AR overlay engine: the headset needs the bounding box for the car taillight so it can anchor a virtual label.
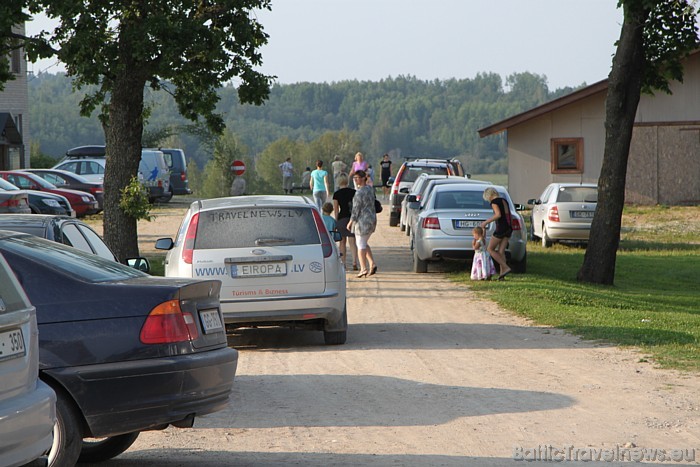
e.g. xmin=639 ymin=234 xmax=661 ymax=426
xmin=548 ymin=206 xmax=560 ymax=222
xmin=422 ymin=216 xmax=441 ymax=230
xmin=90 ymin=186 xmax=103 ymax=195
xmin=140 ymin=299 xmax=199 ymax=344
xmin=311 ymin=209 xmax=333 ymax=258
xmin=157 ymin=180 xmax=163 ymax=188
xmin=180 ymin=172 xmax=187 ymax=182
xmin=511 ymin=217 xmax=522 ymax=231
xmin=0 ymin=198 xmax=21 ymax=207
xmin=182 ymin=213 xmax=199 ymax=264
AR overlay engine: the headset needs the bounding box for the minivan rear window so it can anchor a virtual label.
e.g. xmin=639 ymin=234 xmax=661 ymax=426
xmin=195 ymin=207 xmax=321 ymax=249
xmin=402 ymin=166 xmax=448 ymax=183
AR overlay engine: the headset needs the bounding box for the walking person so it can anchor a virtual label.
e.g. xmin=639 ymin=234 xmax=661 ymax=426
xmin=470 ymin=226 xmax=496 ymax=280
xmin=480 ymin=187 xmax=513 ymax=280
xmin=331 ymin=155 xmax=347 ymax=193
xmin=333 ymin=174 xmax=358 ymax=270
xmin=279 ymin=157 xmax=294 ymax=194
xmin=379 ymin=153 xmax=392 ymax=200
xmin=309 ymin=160 xmax=331 ymax=210
xmin=348 ymin=152 xmax=369 ymax=190
xmin=346 ymin=170 xmax=377 ymax=278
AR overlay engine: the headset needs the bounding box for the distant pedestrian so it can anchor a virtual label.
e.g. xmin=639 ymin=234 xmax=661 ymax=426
xmin=333 ymin=174 xmax=358 ymax=270
xmin=470 ymin=226 xmax=495 ymax=280
xmin=229 ymin=175 xmax=247 ymax=196
xmin=347 ymin=170 xmax=377 ymax=278
xmin=321 ymin=202 xmax=341 ymax=241
xmin=367 ymin=164 xmax=375 ymax=187
xmin=279 ymin=157 xmax=294 ymax=194
xmin=480 ymin=187 xmax=513 ymax=280
xmin=331 ymin=155 xmax=347 ymax=192
xmin=379 ymin=153 xmax=392 ymax=200
xmin=348 ymin=152 xmax=369 ymax=190
xmin=309 ymin=160 xmax=331 ymax=210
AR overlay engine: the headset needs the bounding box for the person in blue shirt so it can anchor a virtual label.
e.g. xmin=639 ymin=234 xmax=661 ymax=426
xmin=309 ymin=160 xmax=331 ymax=210
xmin=322 ymin=202 xmax=340 ymax=242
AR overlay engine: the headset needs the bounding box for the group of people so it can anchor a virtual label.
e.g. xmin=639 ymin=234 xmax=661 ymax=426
xmin=471 ymin=187 xmax=513 ymax=281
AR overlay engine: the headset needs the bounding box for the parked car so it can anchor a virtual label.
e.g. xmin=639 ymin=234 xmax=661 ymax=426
xmin=388 ymin=158 xmax=458 ymax=227
xmin=151 ymin=147 xmax=192 ymax=196
xmin=0 ymin=214 xmax=149 ymax=272
xmin=24 ymin=168 xmax=105 ymax=211
xmin=528 ymin=182 xmax=598 ymax=247
xmin=0 ymin=183 xmax=31 ymax=215
xmin=55 ymin=146 xmax=171 ymax=203
xmin=411 ymin=183 xmax=527 ymax=273
xmin=0 ymin=178 xmax=73 ymax=217
xmin=0 ymin=231 xmax=238 ymax=466
xmin=156 ymin=195 xmax=348 ymax=345
xmin=401 ymin=174 xmax=488 ymax=236
xmin=0 ymin=252 xmax=56 ymax=467
xmin=0 ymin=171 xmax=99 ymax=217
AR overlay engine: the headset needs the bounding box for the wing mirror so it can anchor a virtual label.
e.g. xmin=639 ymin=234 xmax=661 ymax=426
xmin=126 ymin=257 xmax=151 ymax=273
xmin=155 ymin=238 xmax=174 ymax=250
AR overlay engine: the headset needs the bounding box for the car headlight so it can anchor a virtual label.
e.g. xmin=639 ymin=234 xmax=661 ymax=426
xmin=41 ymin=199 xmax=60 ymax=207
xmin=81 ymin=196 xmax=91 ymax=202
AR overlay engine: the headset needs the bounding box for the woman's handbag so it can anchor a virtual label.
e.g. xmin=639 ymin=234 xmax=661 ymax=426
xmin=374 ymin=199 xmax=383 ymax=213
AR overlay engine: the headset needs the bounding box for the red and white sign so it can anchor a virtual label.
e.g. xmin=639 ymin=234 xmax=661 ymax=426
xmin=231 ymin=160 xmax=246 ymax=176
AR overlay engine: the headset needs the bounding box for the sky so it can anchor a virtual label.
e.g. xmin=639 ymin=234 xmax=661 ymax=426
xmin=26 ymin=0 xmax=624 ymax=91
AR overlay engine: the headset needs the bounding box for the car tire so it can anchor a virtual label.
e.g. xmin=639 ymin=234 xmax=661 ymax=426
xmin=45 ymin=391 xmax=83 ymax=467
xmin=79 ymin=432 xmax=140 ymax=462
xmin=158 ymin=187 xmax=174 ymax=204
xmin=541 ymin=226 xmax=553 ymax=248
xmin=389 ymin=214 xmax=399 ymax=227
xmin=400 ymin=222 xmax=406 ymax=232
xmin=510 ymin=252 xmax=527 ymax=273
xmin=405 ymin=224 xmax=410 ymax=237
xmin=529 ymin=217 xmax=539 ymax=240
xmin=413 ymin=247 xmax=428 ymax=273
xmin=324 ymin=330 xmax=347 ymax=345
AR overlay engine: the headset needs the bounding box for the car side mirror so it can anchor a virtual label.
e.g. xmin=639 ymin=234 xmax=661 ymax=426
xmin=155 ymin=238 xmax=174 ymax=250
xmin=126 ymin=257 xmax=151 ymax=273
xmin=465 ymin=173 xmax=471 ymax=179
xmin=407 ymin=194 xmax=417 ymax=203
xmin=527 ymin=198 xmax=540 ymax=205
xmin=514 ymin=203 xmax=526 ymax=211
xmin=399 ymin=187 xmax=409 ymax=194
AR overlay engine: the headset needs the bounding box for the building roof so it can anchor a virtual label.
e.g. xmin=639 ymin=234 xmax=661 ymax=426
xmin=477 ymin=80 xmax=609 ymax=138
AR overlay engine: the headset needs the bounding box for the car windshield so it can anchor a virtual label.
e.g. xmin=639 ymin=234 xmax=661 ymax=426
xmin=557 ymin=187 xmax=598 ymax=203
xmin=0 ymin=178 xmax=19 ymax=191
xmin=0 ymin=234 xmax=147 ymax=282
xmin=194 ymin=207 xmax=321 ymax=249
xmin=25 ymin=173 xmax=58 ymax=189
xmin=434 ymin=189 xmax=510 ymax=210
xmin=402 ymin=166 xmax=448 ymax=183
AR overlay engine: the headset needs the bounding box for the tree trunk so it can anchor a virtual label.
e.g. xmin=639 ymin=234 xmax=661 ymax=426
xmin=103 ymin=71 xmax=146 ymax=262
xmin=577 ymin=3 xmax=649 ymax=285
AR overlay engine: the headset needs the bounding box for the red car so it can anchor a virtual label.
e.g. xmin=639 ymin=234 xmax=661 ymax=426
xmin=0 ymin=171 xmax=100 ymax=217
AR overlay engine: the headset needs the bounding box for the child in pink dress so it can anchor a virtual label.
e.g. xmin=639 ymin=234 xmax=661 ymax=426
xmin=471 ymin=226 xmax=496 ymax=280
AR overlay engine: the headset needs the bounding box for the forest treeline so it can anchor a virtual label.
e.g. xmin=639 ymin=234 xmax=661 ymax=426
xmin=28 ymin=71 xmax=583 ymax=176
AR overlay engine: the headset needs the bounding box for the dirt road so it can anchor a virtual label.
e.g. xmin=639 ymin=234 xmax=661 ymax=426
xmin=93 ymin=200 xmax=700 ymax=466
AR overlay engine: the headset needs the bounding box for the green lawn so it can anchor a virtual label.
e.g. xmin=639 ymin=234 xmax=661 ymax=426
xmin=450 ymin=206 xmax=700 ymax=371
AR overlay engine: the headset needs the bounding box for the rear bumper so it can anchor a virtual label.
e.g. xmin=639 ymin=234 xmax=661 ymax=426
xmin=43 ymin=347 xmax=238 ymax=438
xmin=417 ymin=235 xmax=526 ymax=262
xmin=0 ymin=380 xmax=56 ymax=467
xmin=220 ymin=289 xmax=346 ymax=331
xmin=546 ymin=223 xmax=591 ymax=241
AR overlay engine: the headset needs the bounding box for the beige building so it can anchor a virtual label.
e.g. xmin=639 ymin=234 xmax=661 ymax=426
xmin=0 ymin=24 xmax=30 ymax=170
xmin=479 ymin=51 xmax=700 ymax=206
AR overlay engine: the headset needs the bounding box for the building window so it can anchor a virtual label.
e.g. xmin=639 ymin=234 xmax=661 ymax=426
xmin=551 ymin=138 xmax=583 ymax=174
xmin=10 ymin=42 xmax=21 ymax=74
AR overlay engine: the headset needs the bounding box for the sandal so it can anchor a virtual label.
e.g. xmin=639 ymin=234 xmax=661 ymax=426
xmin=357 ymin=270 xmax=368 ymax=278
xmin=368 ymin=265 xmax=377 ymax=276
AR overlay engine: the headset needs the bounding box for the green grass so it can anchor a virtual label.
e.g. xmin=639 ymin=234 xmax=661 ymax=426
xmin=450 ymin=205 xmax=700 ymax=371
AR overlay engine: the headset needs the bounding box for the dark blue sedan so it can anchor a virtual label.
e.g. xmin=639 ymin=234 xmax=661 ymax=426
xmin=0 ymin=231 xmax=238 ymax=466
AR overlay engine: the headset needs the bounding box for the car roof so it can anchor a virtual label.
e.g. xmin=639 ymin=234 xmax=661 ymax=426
xmin=550 ymin=182 xmax=598 ymax=188
xmin=65 ymin=145 xmax=107 ymax=157
xmin=0 ymin=214 xmax=72 ymax=228
xmin=193 ymin=195 xmax=317 ymax=213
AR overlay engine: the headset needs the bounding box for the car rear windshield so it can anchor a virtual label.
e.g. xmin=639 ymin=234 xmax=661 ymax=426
xmin=0 ymin=235 xmax=147 ymax=283
xmin=434 ymin=190 xmax=509 ymax=210
xmin=557 ymin=187 xmax=598 ymax=203
xmin=194 ymin=207 xmax=321 ymax=249
xmin=402 ymin=166 xmax=448 ymax=183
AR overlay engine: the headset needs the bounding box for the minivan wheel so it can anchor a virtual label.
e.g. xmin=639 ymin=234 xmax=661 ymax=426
xmin=158 ymin=187 xmax=174 ymax=203
xmin=413 ymin=247 xmax=428 ymax=273
xmin=324 ymin=330 xmax=347 ymax=345
xmin=79 ymin=432 xmax=140 ymax=462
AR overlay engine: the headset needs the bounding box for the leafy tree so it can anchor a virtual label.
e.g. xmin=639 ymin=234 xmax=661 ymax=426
xmin=10 ymin=0 xmax=273 ymax=261
xmin=200 ymin=131 xmax=248 ymax=198
xmin=256 ymin=137 xmax=305 ymax=192
xmin=577 ymin=0 xmax=698 ymax=285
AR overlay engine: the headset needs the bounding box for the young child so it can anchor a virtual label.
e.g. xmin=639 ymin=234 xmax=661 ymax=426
xmin=471 ymin=226 xmax=496 ymax=280
xmin=322 ymin=202 xmax=341 ymax=241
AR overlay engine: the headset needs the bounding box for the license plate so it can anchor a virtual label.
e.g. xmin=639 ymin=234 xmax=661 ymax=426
xmin=0 ymin=328 xmax=25 ymax=361
xmin=453 ymin=219 xmax=481 ymax=229
xmin=230 ymin=262 xmax=287 ymax=278
xmin=571 ymin=211 xmax=594 ymax=219
xmin=199 ymin=309 xmax=223 ymax=333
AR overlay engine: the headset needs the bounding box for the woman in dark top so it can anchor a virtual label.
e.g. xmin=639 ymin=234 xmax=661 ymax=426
xmin=379 ymin=153 xmax=392 ymax=200
xmin=480 ymin=187 xmax=512 ymax=280
xmin=332 ymin=174 xmax=358 ymax=270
